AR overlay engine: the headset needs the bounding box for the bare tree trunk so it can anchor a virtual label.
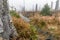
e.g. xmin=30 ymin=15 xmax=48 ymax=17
xmin=0 ymin=0 xmax=18 ymax=40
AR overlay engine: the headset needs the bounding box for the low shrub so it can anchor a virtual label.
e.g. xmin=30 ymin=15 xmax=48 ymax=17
xmin=10 ymin=10 xmax=20 ymax=18
xmin=12 ymin=17 xmax=38 ymax=40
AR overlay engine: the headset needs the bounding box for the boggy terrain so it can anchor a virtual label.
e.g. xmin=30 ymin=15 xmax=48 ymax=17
xmin=11 ymin=12 xmax=60 ymax=40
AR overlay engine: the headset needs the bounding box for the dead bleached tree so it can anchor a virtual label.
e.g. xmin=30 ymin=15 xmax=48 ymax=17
xmin=0 ymin=0 xmax=18 ymax=40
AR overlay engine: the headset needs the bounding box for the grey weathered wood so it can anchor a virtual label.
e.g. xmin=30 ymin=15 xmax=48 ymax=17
xmin=0 ymin=0 xmax=18 ymax=40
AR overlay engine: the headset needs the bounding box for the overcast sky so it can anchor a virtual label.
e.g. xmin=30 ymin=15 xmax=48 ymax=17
xmin=8 ymin=0 xmax=59 ymax=11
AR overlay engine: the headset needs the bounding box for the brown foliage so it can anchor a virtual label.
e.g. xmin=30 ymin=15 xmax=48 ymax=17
xmin=12 ymin=17 xmax=31 ymax=39
xmin=12 ymin=16 xmax=38 ymax=40
xmin=30 ymin=14 xmax=60 ymax=38
xmin=12 ymin=17 xmax=30 ymax=30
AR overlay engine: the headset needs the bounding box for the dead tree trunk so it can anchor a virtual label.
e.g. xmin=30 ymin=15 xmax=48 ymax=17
xmin=0 ymin=0 xmax=18 ymax=40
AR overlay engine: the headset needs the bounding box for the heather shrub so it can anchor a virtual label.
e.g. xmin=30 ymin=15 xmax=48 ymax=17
xmin=12 ymin=17 xmax=38 ymax=40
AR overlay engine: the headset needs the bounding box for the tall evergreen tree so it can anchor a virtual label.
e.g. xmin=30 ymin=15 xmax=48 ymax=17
xmin=41 ymin=4 xmax=51 ymax=16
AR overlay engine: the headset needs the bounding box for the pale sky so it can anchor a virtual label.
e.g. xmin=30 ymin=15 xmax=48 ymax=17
xmin=8 ymin=0 xmax=59 ymax=11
